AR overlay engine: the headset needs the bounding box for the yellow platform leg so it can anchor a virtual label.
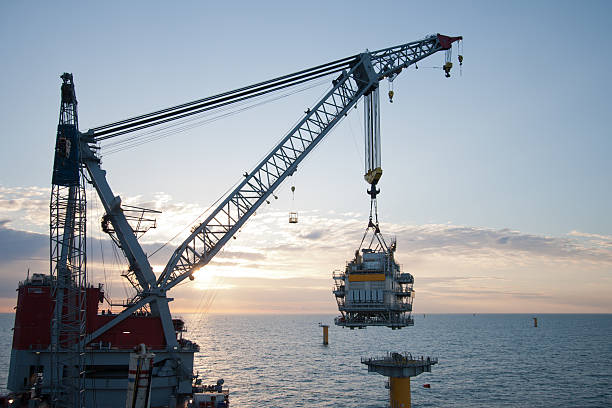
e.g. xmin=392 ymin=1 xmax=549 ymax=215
xmin=322 ymin=325 xmax=329 ymax=345
xmin=389 ymin=377 xmax=411 ymax=408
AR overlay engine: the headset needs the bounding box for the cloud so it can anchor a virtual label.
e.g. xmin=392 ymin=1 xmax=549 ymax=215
xmin=0 ymin=223 xmax=47 ymax=262
xmin=568 ymin=230 xmax=612 ymax=240
xmin=0 ymin=186 xmax=50 ymax=230
xmin=567 ymin=230 xmax=612 ymax=248
xmin=417 ymin=276 xmax=506 ymax=285
xmin=215 ymin=250 xmax=266 ymax=261
xmin=0 ymin=223 xmax=49 ymax=297
xmin=384 ymin=224 xmax=612 ymax=265
xmin=1 ymin=186 xmax=612 ymax=313
xmin=438 ymin=287 xmax=549 ymax=299
xmin=299 ymin=229 xmax=325 ymax=240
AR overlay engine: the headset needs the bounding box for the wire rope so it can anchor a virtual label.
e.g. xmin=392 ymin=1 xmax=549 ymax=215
xmin=91 ymin=59 xmax=353 ymax=140
xmin=101 ymin=78 xmax=329 ymax=155
xmin=91 ymin=57 xmax=353 ymax=132
xmin=97 ymin=71 xmax=337 ymax=144
xmin=148 ymin=177 xmax=243 ymax=259
xmin=146 ymin=79 xmax=336 ymax=259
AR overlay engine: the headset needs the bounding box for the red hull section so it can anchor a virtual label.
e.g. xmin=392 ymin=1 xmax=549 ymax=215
xmin=13 ymin=281 xmax=167 ymax=350
xmin=12 ymin=285 xmax=54 ymax=349
xmin=94 ymin=314 xmax=166 ymax=349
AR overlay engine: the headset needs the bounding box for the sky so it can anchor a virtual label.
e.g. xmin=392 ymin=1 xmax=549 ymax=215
xmin=1 ymin=0 xmax=611 ymax=314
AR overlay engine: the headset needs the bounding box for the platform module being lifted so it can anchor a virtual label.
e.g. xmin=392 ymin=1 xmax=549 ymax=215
xmin=334 ymin=238 xmax=414 ymax=329
xmin=333 ymin=70 xmax=418 ymax=329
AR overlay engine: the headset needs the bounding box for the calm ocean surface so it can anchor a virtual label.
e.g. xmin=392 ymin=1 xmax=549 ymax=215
xmin=0 ymin=313 xmax=610 ymax=407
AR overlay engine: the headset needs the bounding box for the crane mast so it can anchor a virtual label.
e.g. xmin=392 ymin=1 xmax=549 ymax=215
xmin=50 ymin=73 xmax=87 ymax=408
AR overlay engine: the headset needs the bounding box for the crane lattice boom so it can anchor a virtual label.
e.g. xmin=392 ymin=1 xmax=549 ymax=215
xmin=158 ymin=33 xmax=462 ymax=290
xmin=76 ymin=33 xmax=461 ymax=347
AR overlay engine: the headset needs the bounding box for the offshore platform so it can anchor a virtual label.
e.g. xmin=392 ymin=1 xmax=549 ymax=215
xmin=362 ymin=352 xmax=438 ymax=408
xmin=7 ymin=33 xmax=461 ymax=407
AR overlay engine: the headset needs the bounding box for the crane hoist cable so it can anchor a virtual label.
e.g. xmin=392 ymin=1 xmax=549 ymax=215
xmin=289 ymin=186 xmax=298 ymax=224
xmin=443 ymin=48 xmax=453 ymax=78
xmin=359 ymin=86 xmax=388 ymax=252
xmin=358 ymin=196 xmax=388 ymax=252
xmin=147 ymin=175 xmax=244 ymax=259
xmin=458 ymin=39 xmax=464 ymax=75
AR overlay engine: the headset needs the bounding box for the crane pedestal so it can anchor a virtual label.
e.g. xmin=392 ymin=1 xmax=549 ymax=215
xmin=361 ymin=352 xmax=437 ymax=408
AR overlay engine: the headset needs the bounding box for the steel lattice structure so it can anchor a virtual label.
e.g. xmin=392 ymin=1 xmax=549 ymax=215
xmin=38 ymin=34 xmax=461 ymax=407
xmin=158 ymin=61 xmax=365 ymax=290
xmin=157 ymin=34 xmax=462 ymax=292
xmin=78 ymin=33 xmax=462 ymax=347
xmin=50 ymin=73 xmax=87 ymax=408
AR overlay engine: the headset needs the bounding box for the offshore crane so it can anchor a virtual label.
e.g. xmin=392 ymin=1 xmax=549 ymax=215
xmin=8 ymin=33 xmax=461 ymax=407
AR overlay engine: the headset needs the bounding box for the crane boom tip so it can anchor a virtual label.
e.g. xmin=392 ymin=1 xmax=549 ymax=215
xmin=437 ymin=34 xmax=463 ymax=50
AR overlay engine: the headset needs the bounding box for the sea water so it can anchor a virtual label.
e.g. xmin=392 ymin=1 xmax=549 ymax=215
xmin=1 ymin=314 xmax=610 ymax=407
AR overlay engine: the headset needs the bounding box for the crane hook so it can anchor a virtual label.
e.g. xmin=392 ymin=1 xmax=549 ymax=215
xmin=387 ymin=73 xmax=397 ymax=103
xmin=443 ymin=48 xmax=453 ymax=77
xmin=443 ymin=61 xmax=453 ymax=78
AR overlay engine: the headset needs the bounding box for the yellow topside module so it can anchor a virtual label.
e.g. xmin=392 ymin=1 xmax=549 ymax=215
xmin=349 ymin=273 xmax=385 ymax=282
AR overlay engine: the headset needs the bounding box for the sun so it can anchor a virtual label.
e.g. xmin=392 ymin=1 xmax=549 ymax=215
xmin=191 ymin=265 xmax=234 ymax=291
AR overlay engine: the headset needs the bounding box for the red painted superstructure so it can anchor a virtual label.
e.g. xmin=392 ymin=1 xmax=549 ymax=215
xmin=93 ymin=314 xmax=166 ymax=349
xmin=12 ymin=283 xmax=53 ymax=349
xmin=12 ymin=274 xmax=171 ymax=350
